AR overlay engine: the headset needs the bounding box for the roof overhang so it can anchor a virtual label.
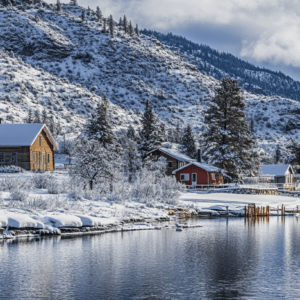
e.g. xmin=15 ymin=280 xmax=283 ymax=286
xmin=32 ymin=124 xmax=59 ymax=151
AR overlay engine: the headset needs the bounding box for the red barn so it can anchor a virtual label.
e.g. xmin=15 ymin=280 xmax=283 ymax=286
xmin=172 ymin=162 xmax=225 ymax=187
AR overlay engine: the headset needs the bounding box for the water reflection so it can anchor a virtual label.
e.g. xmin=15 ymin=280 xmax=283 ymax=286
xmin=1 ymin=218 xmax=300 ymax=299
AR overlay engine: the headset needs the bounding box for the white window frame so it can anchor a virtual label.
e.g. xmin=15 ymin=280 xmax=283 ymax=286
xmin=11 ymin=152 xmax=17 ymax=163
xmin=180 ymin=173 xmax=189 ymax=181
xmin=39 ymin=136 xmax=42 ymax=147
xmin=0 ymin=153 xmax=5 ymax=163
xmin=211 ymin=173 xmax=216 ymax=180
xmin=179 ymin=161 xmax=185 ymax=168
xmin=192 ymin=173 xmax=197 ymax=185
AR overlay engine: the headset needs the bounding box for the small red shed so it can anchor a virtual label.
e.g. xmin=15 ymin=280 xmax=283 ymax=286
xmin=172 ymin=162 xmax=225 ymax=187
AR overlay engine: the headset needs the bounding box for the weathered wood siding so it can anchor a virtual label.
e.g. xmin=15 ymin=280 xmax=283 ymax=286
xmin=30 ymin=129 xmax=55 ymax=171
xmin=0 ymin=147 xmax=30 ymax=170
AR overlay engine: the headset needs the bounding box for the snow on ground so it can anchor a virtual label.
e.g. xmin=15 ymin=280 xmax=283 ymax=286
xmin=179 ymin=192 xmax=300 ymax=213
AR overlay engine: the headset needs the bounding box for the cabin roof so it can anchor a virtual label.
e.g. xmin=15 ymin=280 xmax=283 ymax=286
xmin=148 ymin=147 xmax=195 ymax=163
xmin=0 ymin=124 xmax=59 ymax=150
xmin=172 ymin=161 xmax=224 ymax=174
xmin=259 ymin=164 xmax=293 ymax=176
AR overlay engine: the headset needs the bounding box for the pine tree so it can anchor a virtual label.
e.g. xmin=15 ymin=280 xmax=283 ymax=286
xmin=87 ymin=6 xmax=91 ymax=16
xmin=175 ymin=122 xmax=183 ymax=144
xmin=287 ymin=140 xmax=300 ymax=165
xmin=70 ymin=0 xmax=78 ymax=5
xmin=109 ymin=15 xmax=115 ymax=38
xmin=127 ymin=125 xmax=136 ymax=140
xmin=204 ymin=78 xmax=253 ymax=174
xmin=139 ymin=100 xmax=163 ymax=153
xmin=123 ymin=15 xmax=128 ymax=34
xmin=275 ymin=145 xmax=281 ymax=164
xmin=34 ymin=110 xmax=42 ymax=123
xmin=42 ymin=108 xmax=48 ymax=125
xmin=135 ymin=24 xmax=140 ymax=37
xmin=160 ymin=122 xmax=166 ymax=142
xmin=49 ymin=119 xmax=56 ymax=137
xmin=103 ymin=18 xmax=107 ymax=33
xmin=96 ymin=6 xmax=102 ymax=21
xmin=27 ymin=110 xmax=34 ymax=123
xmin=181 ymin=124 xmax=197 ymax=159
xmin=250 ymin=117 xmax=255 ymax=133
xmin=81 ymin=10 xmax=86 ymax=22
xmin=56 ymin=0 xmax=61 ymax=12
xmin=123 ymin=139 xmax=142 ymax=182
xmin=119 ymin=17 xmax=122 ymax=31
xmin=86 ymin=95 xmax=121 ymax=153
xmin=35 ymin=12 xmax=40 ymax=23
xmin=129 ymin=20 xmax=134 ymax=37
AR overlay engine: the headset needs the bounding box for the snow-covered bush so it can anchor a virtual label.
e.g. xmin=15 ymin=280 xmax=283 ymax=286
xmin=0 ymin=192 xmax=3 ymax=206
xmin=0 ymin=176 xmax=30 ymax=191
xmin=0 ymin=165 xmax=25 ymax=173
xmin=46 ymin=176 xmax=64 ymax=194
xmin=10 ymin=188 xmax=29 ymax=202
xmin=31 ymin=173 xmax=50 ymax=189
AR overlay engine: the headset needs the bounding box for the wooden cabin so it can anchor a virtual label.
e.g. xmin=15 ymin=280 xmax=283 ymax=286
xmin=0 ymin=123 xmax=59 ymax=171
xmin=172 ymin=162 xmax=225 ymax=187
xmin=147 ymin=146 xmax=194 ymax=175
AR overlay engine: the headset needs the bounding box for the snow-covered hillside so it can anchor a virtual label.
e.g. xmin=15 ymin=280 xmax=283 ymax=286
xmin=0 ymin=1 xmax=300 ymax=157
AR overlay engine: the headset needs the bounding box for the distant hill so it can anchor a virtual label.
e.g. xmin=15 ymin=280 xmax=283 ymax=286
xmin=141 ymin=30 xmax=300 ymax=101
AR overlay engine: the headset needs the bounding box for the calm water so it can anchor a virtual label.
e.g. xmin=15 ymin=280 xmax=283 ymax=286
xmin=1 ymin=217 xmax=300 ymax=299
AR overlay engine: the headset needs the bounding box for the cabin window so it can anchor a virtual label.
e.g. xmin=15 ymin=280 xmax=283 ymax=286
xmin=167 ymin=162 xmax=173 ymax=168
xmin=180 ymin=174 xmax=189 ymax=181
xmin=211 ymin=173 xmax=216 ymax=180
xmin=48 ymin=154 xmax=50 ymax=163
xmin=39 ymin=136 xmax=42 ymax=147
xmin=0 ymin=153 xmax=4 ymax=163
xmin=11 ymin=153 xmax=17 ymax=163
xmin=179 ymin=161 xmax=185 ymax=168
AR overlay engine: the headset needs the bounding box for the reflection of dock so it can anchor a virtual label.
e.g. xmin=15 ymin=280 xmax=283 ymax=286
xmin=245 ymin=204 xmax=270 ymax=217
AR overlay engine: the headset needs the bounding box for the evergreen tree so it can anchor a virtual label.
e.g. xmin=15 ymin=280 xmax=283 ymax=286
xmin=103 ymin=18 xmax=107 ymax=33
xmin=127 ymin=124 xmax=136 ymax=140
xmin=123 ymin=139 xmax=142 ymax=182
xmin=96 ymin=6 xmax=102 ymax=21
xmin=139 ymin=100 xmax=163 ymax=153
xmin=275 ymin=145 xmax=281 ymax=164
xmin=181 ymin=124 xmax=197 ymax=159
xmin=49 ymin=119 xmax=56 ymax=137
xmin=119 ymin=17 xmax=122 ymax=30
xmin=42 ymin=108 xmax=48 ymax=125
xmin=203 ymin=78 xmax=253 ymax=174
xmin=159 ymin=122 xmax=166 ymax=142
xmin=135 ymin=24 xmax=140 ymax=37
xmin=175 ymin=122 xmax=183 ymax=144
xmin=70 ymin=0 xmax=77 ymax=5
xmin=34 ymin=110 xmax=42 ymax=123
xmin=109 ymin=15 xmax=115 ymax=38
xmin=250 ymin=117 xmax=255 ymax=133
xmin=123 ymin=15 xmax=128 ymax=34
xmin=56 ymin=0 xmax=61 ymax=12
xmin=287 ymin=140 xmax=300 ymax=165
xmin=27 ymin=110 xmax=34 ymax=123
xmin=86 ymin=95 xmax=121 ymax=153
xmin=35 ymin=12 xmax=40 ymax=23
xmin=81 ymin=10 xmax=86 ymax=22
xmin=87 ymin=6 xmax=91 ymax=16
xmin=129 ymin=20 xmax=134 ymax=37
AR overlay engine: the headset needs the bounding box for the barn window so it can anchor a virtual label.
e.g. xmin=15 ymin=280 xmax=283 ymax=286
xmin=179 ymin=161 xmax=184 ymax=167
xmin=180 ymin=174 xmax=189 ymax=181
xmin=0 ymin=153 xmax=4 ymax=163
xmin=11 ymin=153 xmax=17 ymax=163
xmin=39 ymin=136 xmax=42 ymax=147
xmin=211 ymin=173 xmax=216 ymax=180
xmin=48 ymin=154 xmax=50 ymax=163
xmin=167 ymin=162 xmax=173 ymax=168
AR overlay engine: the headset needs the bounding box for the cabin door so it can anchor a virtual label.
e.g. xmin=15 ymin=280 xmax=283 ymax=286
xmin=192 ymin=173 xmax=197 ymax=186
xmin=32 ymin=152 xmax=40 ymax=170
xmin=42 ymin=153 xmax=45 ymax=171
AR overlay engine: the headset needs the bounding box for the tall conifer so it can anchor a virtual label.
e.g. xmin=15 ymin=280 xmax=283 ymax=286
xmin=182 ymin=124 xmax=197 ymax=159
xmin=204 ymin=78 xmax=253 ymax=174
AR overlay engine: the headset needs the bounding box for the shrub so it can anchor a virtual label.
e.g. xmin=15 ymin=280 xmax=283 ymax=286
xmin=31 ymin=173 xmax=49 ymax=189
xmin=46 ymin=176 xmax=64 ymax=194
xmin=9 ymin=188 xmax=29 ymax=202
xmin=0 ymin=166 xmax=25 ymax=173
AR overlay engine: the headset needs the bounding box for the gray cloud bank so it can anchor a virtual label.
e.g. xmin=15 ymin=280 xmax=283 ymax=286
xmin=45 ymin=0 xmax=300 ymax=80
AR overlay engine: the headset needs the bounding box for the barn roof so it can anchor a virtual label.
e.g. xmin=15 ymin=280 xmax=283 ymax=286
xmin=172 ymin=162 xmax=224 ymax=174
xmin=259 ymin=164 xmax=293 ymax=176
xmin=0 ymin=124 xmax=59 ymax=150
xmin=148 ymin=147 xmax=195 ymax=163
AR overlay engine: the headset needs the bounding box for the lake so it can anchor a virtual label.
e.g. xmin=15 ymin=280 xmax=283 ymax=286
xmin=1 ymin=217 xmax=300 ymax=299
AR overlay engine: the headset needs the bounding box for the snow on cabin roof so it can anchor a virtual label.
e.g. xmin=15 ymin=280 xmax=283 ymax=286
xmin=148 ymin=147 xmax=195 ymax=163
xmin=172 ymin=162 xmax=224 ymax=174
xmin=0 ymin=124 xmax=59 ymax=150
xmin=259 ymin=164 xmax=293 ymax=176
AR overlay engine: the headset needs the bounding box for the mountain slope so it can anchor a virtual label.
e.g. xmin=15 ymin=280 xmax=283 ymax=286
xmin=141 ymin=30 xmax=300 ymax=102
xmin=0 ymin=2 xmax=300 ymax=159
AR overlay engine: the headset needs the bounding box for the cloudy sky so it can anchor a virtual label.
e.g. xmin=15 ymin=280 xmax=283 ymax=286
xmin=47 ymin=0 xmax=300 ymax=80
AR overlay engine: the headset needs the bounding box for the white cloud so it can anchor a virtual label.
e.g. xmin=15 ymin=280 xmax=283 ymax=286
xmin=46 ymin=0 xmax=300 ymax=68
